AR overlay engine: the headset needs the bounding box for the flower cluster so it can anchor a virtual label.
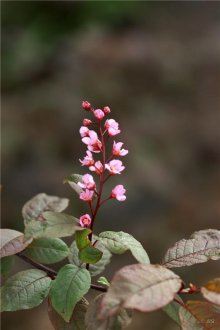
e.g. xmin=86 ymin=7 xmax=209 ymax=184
xmin=78 ymin=101 xmax=128 ymax=228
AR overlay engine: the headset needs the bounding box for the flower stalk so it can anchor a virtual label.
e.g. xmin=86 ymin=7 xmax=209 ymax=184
xmin=78 ymin=102 xmax=128 ymax=247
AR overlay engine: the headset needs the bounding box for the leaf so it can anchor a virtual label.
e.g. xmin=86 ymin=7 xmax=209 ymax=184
xmin=76 ymin=230 xmax=103 ymax=265
xmin=64 ymin=174 xmax=83 ymax=196
xmin=49 ymin=264 xmax=91 ymax=322
xmin=98 ymin=264 xmax=182 ymax=319
xmin=162 ymin=229 xmax=220 ymax=268
xmin=1 ymin=269 xmax=51 ymax=311
xmin=0 ymin=229 xmax=32 ymax=258
xmin=22 ymin=193 xmax=69 ymax=225
xmin=85 ymin=294 xmax=132 ymax=330
xmin=98 ymin=231 xmax=150 ymax=264
xmin=1 ymin=256 xmax=14 ymax=277
xmin=69 ymin=238 xmax=112 ymax=277
xmin=24 ymin=211 xmax=81 ymax=239
xmin=179 ymin=301 xmax=220 ymax=330
xmin=48 ymin=297 xmax=88 ymax=330
xmin=191 ymin=229 xmax=220 ymax=241
xmin=162 ymin=295 xmax=183 ymax=326
xmin=24 ymin=238 xmax=69 ymax=264
xmin=201 ymin=278 xmax=220 ymax=306
xmin=79 ymin=245 xmax=103 ymax=264
xmin=76 ymin=229 xmax=91 ymax=250
xmin=97 ymin=277 xmax=110 ymax=287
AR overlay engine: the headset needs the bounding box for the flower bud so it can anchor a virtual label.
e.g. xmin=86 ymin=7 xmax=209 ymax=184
xmin=94 ymin=109 xmax=105 ymax=120
xmin=82 ymin=101 xmax=91 ymax=111
xmin=103 ymin=106 xmax=111 ymax=114
xmin=83 ymin=118 xmax=92 ymax=126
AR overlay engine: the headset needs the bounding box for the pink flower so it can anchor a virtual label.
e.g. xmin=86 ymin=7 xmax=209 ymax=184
xmin=78 ymin=174 xmax=96 ymax=190
xmin=103 ymin=106 xmax=111 ymax=114
xmin=79 ymin=214 xmax=92 ymax=227
xmin=83 ymin=118 xmax=92 ymax=126
xmin=79 ymin=126 xmax=89 ymax=138
xmin=82 ymin=130 xmax=102 ymax=153
xmin=82 ymin=101 xmax=91 ymax=111
xmin=94 ymin=109 xmax=105 ymax=120
xmin=105 ymin=159 xmax=125 ymax=175
xmin=104 ymin=119 xmax=121 ymax=136
xmin=79 ymin=150 xmax=94 ymax=166
xmin=89 ymin=161 xmax=104 ymax=175
xmin=112 ymin=141 xmax=128 ymax=156
xmin=111 ymin=185 xmax=126 ymax=201
xmin=80 ymin=189 xmax=94 ymax=202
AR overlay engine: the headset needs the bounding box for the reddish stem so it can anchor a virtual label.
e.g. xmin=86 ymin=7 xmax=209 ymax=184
xmin=174 ymin=297 xmax=186 ymax=308
xmin=88 ymin=123 xmax=106 ymax=242
xmin=103 ymin=174 xmax=111 ymax=184
xmin=100 ymin=196 xmax=111 ymax=207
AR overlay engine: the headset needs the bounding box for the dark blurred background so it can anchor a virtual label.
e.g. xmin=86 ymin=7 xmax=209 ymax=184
xmin=1 ymin=1 xmax=220 ymax=329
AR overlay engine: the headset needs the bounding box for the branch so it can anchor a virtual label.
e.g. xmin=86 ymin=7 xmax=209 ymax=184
xmin=16 ymin=253 xmax=107 ymax=292
xmin=17 ymin=253 xmax=57 ymax=279
xmin=90 ymin=283 xmax=107 ymax=292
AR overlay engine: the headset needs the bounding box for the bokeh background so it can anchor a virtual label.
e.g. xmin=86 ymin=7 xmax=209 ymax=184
xmin=1 ymin=1 xmax=220 ymax=329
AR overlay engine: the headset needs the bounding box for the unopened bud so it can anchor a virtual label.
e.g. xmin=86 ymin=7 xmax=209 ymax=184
xmin=94 ymin=109 xmax=105 ymax=120
xmin=103 ymin=106 xmax=111 ymax=114
xmin=83 ymin=118 xmax=92 ymax=126
xmin=82 ymin=101 xmax=91 ymax=111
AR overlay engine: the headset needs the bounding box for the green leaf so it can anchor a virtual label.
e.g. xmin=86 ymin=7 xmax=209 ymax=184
xmin=162 ymin=295 xmax=183 ymax=326
xmin=162 ymin=229 xmax=220 ymax=268
xmin=98 ymin=264 xmax=182 ymax=319
xmin=1 ymin=256 xmax=14 ymax=278
xmin=97 ymin=277 xmax=110 ymax=287
xmin=179 ymin=300 xmax=220 ymax=329
xmin=69 ymin=238 xmax=112 ymax=276
xmin=48 ymin=297 xmax=88 ymax=330
xmin=0 ymin=229 xmax=32 ymax=258
xmin=63 ymin=174 xmax=83 ymax=196
xmin=22 ymin=193 xmax=69 ymax=225
xmin=85 ymin=294 xmax=132 ymax=330
xmin=76 ymin=229 xmax=91 ymax=250
xmin=98 ymin=231 xmax=150 ymax=264
xmin=24 ymin=238 xmax=69 ymax=264
xmin=1 ymin=269 xmax=51 ymax=311
xmin=79 ymin=245 xmax=103 ymax=264
xmin=201 ymin=278 xmax=220 ymax=306
xmin=49 ymin=264 xmax=91 ymax=322
xmin=24 ymin=211 xmax=81 ymax=239
xmin=75 ymin=230 xmax=103 ymax=265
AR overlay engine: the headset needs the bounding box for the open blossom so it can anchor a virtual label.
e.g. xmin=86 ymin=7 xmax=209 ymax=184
xmin=94 ymin=109 xmax=105 ymax=120
xmin=104 ymin=119 xmax=121 ymax=136
xmin=79 ymin=150 xmax=94 ymax=166
xmin=112 ymin=141 xmax=128 ymax=156
xmin=82 ymin=130 xmax=102 ymax=153
xmin=105 ymin=159 xmax=125 ymax=175
xmin=111 ymin=185 xmax=126 ymax=201
xmin=79 ymin=214 xmax=92 ymax=227
xmin=80 ymin=189 xmax=94 ymax=202
xmin=78 ymin=174 xmax=96 ymax=190
xmin=89 ymin=160 xmax=104 ymax=175
xmin=79 ymin=126 xmax=89 ymax=138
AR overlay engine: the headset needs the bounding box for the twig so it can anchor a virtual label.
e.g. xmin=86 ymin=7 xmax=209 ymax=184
xmin=17 ymin=253 xmax=107 ymax=292
xmin=17 ymin=253 xmax=57 ymax=279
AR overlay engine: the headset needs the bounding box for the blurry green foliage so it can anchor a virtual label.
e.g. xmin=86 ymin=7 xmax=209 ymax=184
xmin=2 ymin=1 xmax=149 ymax=90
